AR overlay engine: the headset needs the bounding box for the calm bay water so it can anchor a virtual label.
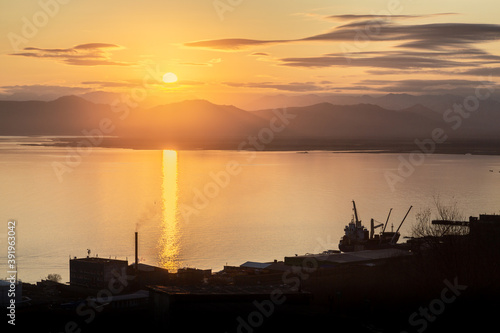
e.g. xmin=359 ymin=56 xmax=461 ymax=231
xmin=1 ymin=137 xmax=500 ymax=283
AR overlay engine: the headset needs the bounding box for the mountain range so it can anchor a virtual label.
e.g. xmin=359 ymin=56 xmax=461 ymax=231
xmin=1 ymin=94 xmax=499 ymax=150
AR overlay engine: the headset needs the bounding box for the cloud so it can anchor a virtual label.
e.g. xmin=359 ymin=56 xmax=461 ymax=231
xmin=326 ymin=13 xmax=457 ymax=21
xmin=279 ymin=51 xmax=484 ymax=69
xmin=184 ymin=38 xmax=282 ymax=50
xmin=184 ymin=20 xmax=500 ymax=53
xmin=359 ymin=79 xmax=498 ymax=94
xmin=72 ymin=43 xmax=119 ymax=50
xmin=327 ymin=14 xmax=428 ymax=22
xmin=301 ymin=22 xmax=500 ymax=51
xmin=179 ymin=62 xmax=210 ymax=66
xmin=393 ymin=23 xmax=500 ymax=50
xmin=460 ymin=67 xmax=500 ymax=77
xmin=81 ymin=79 xmax=205 ymax=90
xmin=9 ymin=43 xmax=130 ymax=66
xmin=0 ymin=84 xmax=91 ymax=100
xmin=224 ymin=81 xmax=330 ymax=92
xmin=179 ymin=58 xmax=222 ymax=66
xmin=176 ymin=80 xmax=205 ymax=86
xmin=251 ymin=52 xmax=270 ymax=56
xmin=81 ymin=81 xmax=138 ymax=88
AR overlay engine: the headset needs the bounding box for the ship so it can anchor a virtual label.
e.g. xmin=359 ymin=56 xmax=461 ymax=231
xmin=338 ymin=201 xmax=412 ymax=252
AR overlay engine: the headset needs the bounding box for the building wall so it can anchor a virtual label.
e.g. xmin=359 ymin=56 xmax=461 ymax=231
xmin=70 ymin=258 xmax=127 ymax=289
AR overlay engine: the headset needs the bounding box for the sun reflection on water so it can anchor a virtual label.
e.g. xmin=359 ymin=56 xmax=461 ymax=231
xmin=157 ymin=149 xmax=182 ymax=271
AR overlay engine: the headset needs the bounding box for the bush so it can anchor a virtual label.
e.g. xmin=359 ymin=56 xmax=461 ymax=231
xmin=46 ymin=273 xmax=62 ymax=283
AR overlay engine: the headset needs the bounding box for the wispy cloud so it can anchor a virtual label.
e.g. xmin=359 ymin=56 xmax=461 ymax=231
xmin=223 ymin=81 xmax=330 ymax=92
xmin=279 ymin=54 xmax=465 ymax=69
xmin=0 ymin=84 xmax=91 ymax=100
xmin=460 ymin=67 xmax=500 ymax=77
xmin=279 ymin=49 xmax=499 ymax=69
xmin=82 ymin=79 xmax=205 ymax=89
xmin=179 ymin=58 xmax=222 ymax=66
xmin=301 ymin=22 xmax=500 ymax=51
xmin=184 ymin=38 xmax=281 ymax=51
xmin=184 ymin=16 xmax=500 ymax=76
xmin=81 ymin=80 xmax=138 ymax=88
xmin=184 ymin=20 xmax=500 ymax=53
xmin=176 ymin=80 xmax=206 ymax=86
xmin=289 ymin=12 xmax=456 ymax=24
xmin=325 ymin=13 xmax=457 ymax=21
xmin=359 ymin=78 xmax=498 ymax=94
xmin=9 ymin=43 xmax=130 ymax=66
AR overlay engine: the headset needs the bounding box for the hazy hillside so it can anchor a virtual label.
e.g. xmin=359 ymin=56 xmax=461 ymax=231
xmin=251 ymin=103 xmax=439 ymax=140
xmin=243 ymin=93 xmax=500 ymax=113
xmin=1 ymin=95 xmax=499 ymax=148
xmin=119 ymin=99 xmax=270 ymax=140
xmin=0 ymin=96 xmax=115 ymax=135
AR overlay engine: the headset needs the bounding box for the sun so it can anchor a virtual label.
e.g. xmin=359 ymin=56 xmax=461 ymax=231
xmin=162 ymin=72 xmax=178 ymax=83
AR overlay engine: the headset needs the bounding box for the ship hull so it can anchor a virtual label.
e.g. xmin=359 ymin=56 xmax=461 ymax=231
xmin=339 ymin=232 xmax=400 ymax=252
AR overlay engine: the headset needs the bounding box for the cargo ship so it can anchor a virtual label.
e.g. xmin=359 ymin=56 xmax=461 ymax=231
xmin=338 ymin=201 xmax=412 ymax=252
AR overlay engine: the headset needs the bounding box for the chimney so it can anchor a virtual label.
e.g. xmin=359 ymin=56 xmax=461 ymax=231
xmin=135 ymin=232 xmax=139 ymax=272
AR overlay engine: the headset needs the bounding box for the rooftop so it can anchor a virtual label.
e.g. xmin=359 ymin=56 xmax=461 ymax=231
xmin=129 ymin=262 xmax=168 ymax=272
xmin=89 ymin=290 xmax=149 ymax=303
xmin=240 ymin=261 xmax=272 ymax=269
xmin=286 ymin=248 xmax=411 ymax=266
xmin=70 ymin=257 xmax=128 ymax=264
xmin=149 ymin=284 xmax=308 ymax=297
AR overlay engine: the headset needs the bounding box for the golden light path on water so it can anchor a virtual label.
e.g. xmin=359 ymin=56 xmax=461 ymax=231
xmin=158 ymin=150 xmax=182 ymax=271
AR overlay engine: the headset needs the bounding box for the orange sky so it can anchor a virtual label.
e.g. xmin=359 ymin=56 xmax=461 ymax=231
xmin=0 ymin=0 xmax=499 ymax=107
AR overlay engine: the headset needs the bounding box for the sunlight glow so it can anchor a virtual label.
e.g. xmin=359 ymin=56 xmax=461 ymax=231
xmin=158 ymin=149 xmax=181 ymax=271
xmin=162 ymin=72 xmax=178 ymax=83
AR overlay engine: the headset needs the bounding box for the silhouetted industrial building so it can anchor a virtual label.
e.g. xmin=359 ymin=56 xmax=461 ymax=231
xmin=129 ymin=263 xmax=169 ymax=289
xmin=69 ymin=257 xmax=128 ymax=289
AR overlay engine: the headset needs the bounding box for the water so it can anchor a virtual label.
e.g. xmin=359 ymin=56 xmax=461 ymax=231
xmin=1 ymin=137 xmax=500 ymax=283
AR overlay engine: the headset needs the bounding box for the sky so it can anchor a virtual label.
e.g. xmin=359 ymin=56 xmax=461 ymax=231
xmin=1 ymin=0 xmax=500 ymax=106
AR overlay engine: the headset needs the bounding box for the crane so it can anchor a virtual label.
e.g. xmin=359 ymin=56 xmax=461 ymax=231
xmin=390 ymin=205 xmax=413 ymax=244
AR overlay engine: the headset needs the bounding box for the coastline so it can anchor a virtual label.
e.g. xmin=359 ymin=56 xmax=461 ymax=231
xmin=20 ymin=136 xmax=500 ymax=156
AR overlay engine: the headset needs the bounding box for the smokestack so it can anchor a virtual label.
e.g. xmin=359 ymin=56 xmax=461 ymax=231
xmin=135 ymin=232 xmax=138 ymax=272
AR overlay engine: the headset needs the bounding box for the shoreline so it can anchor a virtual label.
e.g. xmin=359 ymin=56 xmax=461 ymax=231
xmin=17 ymin=136 xmax=500 ymax=156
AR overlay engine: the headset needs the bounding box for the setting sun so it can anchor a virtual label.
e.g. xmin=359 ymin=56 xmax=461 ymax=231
xmin=162 ymin=72 xmax=178 ymax=83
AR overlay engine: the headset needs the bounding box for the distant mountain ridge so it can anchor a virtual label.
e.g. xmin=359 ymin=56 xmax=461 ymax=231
xmin=0 ymin=96 xmax=114 ymax=135
xmin=120 ymin=99 xmax=271 ymax=140
xmin=1 ymin=95 xmax=499 ymax=148
xmin=242 ymin=93 xmax=500 ymax=113
xmin=252 ymin=102 xmax=440 ymax=140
